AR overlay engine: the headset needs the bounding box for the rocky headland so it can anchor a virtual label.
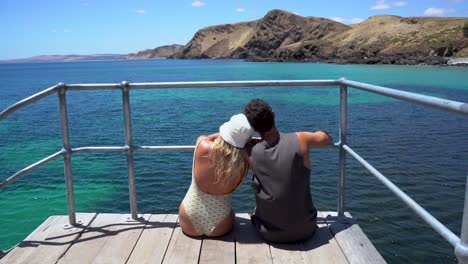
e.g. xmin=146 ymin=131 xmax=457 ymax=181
xmin=170 ymin=9 xmax=468 ymax=65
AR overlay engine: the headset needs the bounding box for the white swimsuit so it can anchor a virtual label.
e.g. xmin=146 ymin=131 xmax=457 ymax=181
xmin=182 ymin=177 xmax=232 ymax=235
xmin=182 ymin=142 xmax=244 ymax=235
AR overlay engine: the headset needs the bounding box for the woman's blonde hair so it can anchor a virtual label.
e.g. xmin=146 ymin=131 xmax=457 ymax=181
xmin=210 ymin=136 xmax=246 ymax=184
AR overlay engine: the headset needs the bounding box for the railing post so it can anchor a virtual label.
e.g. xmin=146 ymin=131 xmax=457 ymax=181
xmin=455 ymin=171 xmax=468 ymax=263
xmin=121 ymin=81 xmax=138 ymax=220
xmin=338 ymin=81 xmax=347 ymax=219
xmin=58 ymin=83 xmax=78 ymax=227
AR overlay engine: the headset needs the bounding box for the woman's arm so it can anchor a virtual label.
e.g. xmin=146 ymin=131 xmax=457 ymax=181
xmin=196 ymin=132 xmax=220 ymax=144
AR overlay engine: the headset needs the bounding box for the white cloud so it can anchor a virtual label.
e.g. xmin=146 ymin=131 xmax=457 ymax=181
xmin=293 ymin=12 xmax=301 ymax=15
xmin=192 ymin=1 xmax=205 ymax=7
xmin=394 ymin=1 xmax=407 ymax=7
xmin=371 ymin=0 xmax=390 ymax=10
xmin=63 ymin=29 xmax=71 ymax=33
xmin=135 ymin=9 xmax=146 ymax=14
xmin=236 ymin=8 xmax=246 ymax=12
xmin=330 ymin=17 xmax=345 ymax=23
xmin=330 ymin=17 xmax=365 ymax=24
xmin=371 ymin=0 xmax=408 ymax=10
xmin=423 ymin=7 xmax=455 ymax=16
xmin=350 ymin=18 xmax=365 ymax=24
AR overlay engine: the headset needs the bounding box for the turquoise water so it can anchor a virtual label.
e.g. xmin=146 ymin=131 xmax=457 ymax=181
xmin=0 ymin=60 xmax=467 ymax=263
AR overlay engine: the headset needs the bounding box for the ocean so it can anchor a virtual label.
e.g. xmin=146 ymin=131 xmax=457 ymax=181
xmin=0 ymin=59 xmax=467 ymax=263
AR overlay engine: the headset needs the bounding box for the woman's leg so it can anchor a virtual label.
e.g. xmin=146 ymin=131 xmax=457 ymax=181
xmin=179 ymin=203 xmax=202 ymax=237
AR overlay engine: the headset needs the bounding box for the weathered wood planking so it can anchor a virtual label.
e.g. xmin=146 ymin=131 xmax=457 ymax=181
xmin=199 ymin=229 xmax=235 ymax=264
xmin=302 ymin=212 xmax=348 ymax=264
xmin=57 ymin=213 xmax=150 ymax=264
xmin=322 ymin=211 xmax=386 ymax=264
xmin=162 ymin=221 xmax=202 ymax=264
xmin=234 ymin=213 xmax=272 ymax=264
xmin=270 ymin=242 xmax=306 ymax=264
xmin=1 ymin=212 xmax=386 ymax=264
xmin=0 ymin=213 xmax=95 ymax=264
xmin=127 ymin=214 xmax=178 ymax=264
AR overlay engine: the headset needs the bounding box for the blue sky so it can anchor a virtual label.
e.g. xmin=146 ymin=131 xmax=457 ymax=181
xmin=1 ymin=0 xmax=467 ymax=59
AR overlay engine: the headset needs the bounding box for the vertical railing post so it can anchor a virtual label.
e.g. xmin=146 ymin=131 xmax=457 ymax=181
xmin=455 ymin=171 xmax=468 ymax=263
xmin=338 ymin=81 xmax=347 ymax=219
xmin=58 ymin=83 xmax=78 ymax=227
xmin=121 ymin=81 xmax=138 ymax=219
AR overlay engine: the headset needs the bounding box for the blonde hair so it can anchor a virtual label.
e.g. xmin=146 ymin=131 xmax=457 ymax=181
xmin=210 ymin=136 xmax=246 ymax=184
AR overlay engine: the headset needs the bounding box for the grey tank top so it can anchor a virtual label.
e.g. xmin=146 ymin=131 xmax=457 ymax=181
xmin=250 ymin=133 xmax=317 ymax=242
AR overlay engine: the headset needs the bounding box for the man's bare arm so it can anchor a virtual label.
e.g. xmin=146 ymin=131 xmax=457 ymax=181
xmin=297 ymin=131 xmax=333 ymax=149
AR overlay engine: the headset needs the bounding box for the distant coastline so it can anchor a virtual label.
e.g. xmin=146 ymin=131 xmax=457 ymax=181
xmin=2 ymin=9 xmax=468 ymax=66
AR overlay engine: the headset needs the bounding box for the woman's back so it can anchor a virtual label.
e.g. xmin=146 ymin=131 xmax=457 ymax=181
xmin=179 ymin=113 xmax=253 ymax=237
xmin=193 ymin=138 xmax=246 ymax=195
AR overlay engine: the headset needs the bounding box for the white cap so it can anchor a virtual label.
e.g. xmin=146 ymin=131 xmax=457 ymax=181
xmin=219 ymin=114 xmax=253 ymax=148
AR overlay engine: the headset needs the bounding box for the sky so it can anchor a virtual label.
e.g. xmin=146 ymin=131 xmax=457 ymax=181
xmin=1 ymin=0 xmax=467 ymax=59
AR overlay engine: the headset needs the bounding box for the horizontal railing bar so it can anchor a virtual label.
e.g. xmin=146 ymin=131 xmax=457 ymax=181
xmin=343 ymin=144 xmax=461 ymax=247
xmin=72 ymin=146 xmax=126 ymax=153
xmin=72 ymin=146 xmax=196 ymax=153
xmin=134 ymin=146 xmax=195 ymax=151
xmin=66 ymin=80 xmax=340 ymax=90
xmin=0 ymin=84 xmax=60 ymax=120
xmin=66 ymin=83 xmax=122 ymax=91
xmin=341 ymin=79 xmax=468 ymax=117
xmin=0 ymin=150 xmax=64 ymax=190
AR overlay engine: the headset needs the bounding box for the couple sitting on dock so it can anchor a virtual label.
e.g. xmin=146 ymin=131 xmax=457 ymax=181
xmin=179 ymin=99 xmax=333 ymax=242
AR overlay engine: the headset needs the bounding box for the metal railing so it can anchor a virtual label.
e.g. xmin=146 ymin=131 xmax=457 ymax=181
xmin=0 ymin=79 xmax=467 ymax=262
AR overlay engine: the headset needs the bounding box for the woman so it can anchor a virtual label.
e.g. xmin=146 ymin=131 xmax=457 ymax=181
xmin=179 ymin=114 xmax=253 ymax=237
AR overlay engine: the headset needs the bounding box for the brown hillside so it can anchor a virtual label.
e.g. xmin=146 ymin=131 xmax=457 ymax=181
xmin=127 ymin=44 xmax=184 ymax=59
xmin=329 ymin=15 xmax=468 ymax=64
xmin=168 ymin=9 xmax=468 ymax=65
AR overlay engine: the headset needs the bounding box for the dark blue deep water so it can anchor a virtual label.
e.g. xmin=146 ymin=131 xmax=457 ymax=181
xmin=0 ymin=59 xmax=467 ymax=263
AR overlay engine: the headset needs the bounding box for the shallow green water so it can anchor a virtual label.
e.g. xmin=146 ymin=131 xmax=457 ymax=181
xmin=0 ymin=60 xmax=467 ymax=263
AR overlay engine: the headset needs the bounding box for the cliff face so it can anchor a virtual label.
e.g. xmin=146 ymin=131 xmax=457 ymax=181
xmin=170 ymin=9 xmax=468 ymax=65
xmin=126 ymin=44 xmax=184 ymax=59
xmin=174 ymin=10 xmax=349 ymax=60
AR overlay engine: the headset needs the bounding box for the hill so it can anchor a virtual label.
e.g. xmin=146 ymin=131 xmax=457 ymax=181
xmin=170 ymin=9 xmax=468 ymax=65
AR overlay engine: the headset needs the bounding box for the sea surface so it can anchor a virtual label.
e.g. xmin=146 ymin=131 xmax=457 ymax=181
xmin=0 ymin=59 xmax=467 ymax=263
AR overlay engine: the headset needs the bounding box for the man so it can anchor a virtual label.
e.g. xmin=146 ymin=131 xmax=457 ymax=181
xmin=244 ymin=98 xmax=333 ymax=242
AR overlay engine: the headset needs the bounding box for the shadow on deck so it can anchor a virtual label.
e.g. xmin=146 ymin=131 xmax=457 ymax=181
xmin=0 ymin=211 xmax=385 ymax=264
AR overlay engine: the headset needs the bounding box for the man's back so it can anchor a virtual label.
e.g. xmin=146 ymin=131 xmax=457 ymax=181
xmin=250 ymin=132 xmax=317 ymax=242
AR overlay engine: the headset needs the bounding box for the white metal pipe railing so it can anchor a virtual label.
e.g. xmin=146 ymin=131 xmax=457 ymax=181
xmin=0 ymin=84 xmax=59 ymax=121
xmin=58 ymin=84 xmax=77 ymax=226
xmin=337 ymin=83 xmax=347 ymax=218
xmin=0 ymin=79 xmax=467 ymax=262
xmin=343 ymin=144 xmax=460 ymax=247
xmin=341 ymin=79 xmax=468 ymax=117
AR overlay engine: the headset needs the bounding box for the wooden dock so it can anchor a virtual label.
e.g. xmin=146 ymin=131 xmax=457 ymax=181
xmin=0 ymin=211 xmax=386 ymax=264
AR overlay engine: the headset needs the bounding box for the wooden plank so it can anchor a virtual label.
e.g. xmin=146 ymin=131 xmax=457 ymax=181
xmin=57 ymin=213 xmax=150 ymax=264
xmin=127 ymin=214 xmax=178 ymax=264
xmin=0 ymin=213 xmax=96 ymax=264
xmin=322 ymin=211 xmax=386 ymax=264
xmin=302 ymin=211 xmax=348 ymax=264
xmin=234 ymin=213 xmax=272 ymax=264
xmin=199 ymin=230 xmax=235 ymax=264
xmin=270 ymin=242 xmax=306 ymax=264
xmin=162 ymin=219 xmax=202 ymax=264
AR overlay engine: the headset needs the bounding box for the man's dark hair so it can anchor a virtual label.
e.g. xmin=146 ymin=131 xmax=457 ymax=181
xmin=244 ymin=99 xmax=275 ymax=133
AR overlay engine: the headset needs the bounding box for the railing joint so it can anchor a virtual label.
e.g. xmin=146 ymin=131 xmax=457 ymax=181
xmin=58 ymin=82 xmax=66 ymax=94
xmin=456 ymin=242 xmax=468 ymax=263
xmin=121 ymin=81 xmax=130 ymax=91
